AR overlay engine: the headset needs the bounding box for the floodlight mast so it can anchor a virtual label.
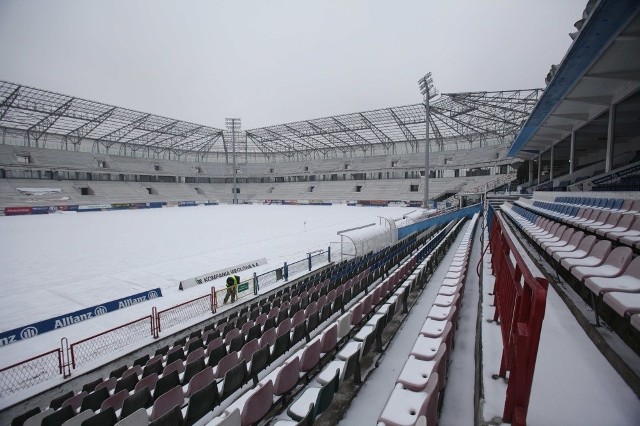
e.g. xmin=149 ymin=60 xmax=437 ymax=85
xmin=225 ymin=118 xmax=241 ymax=204
xmin=418 ymin=73 xmax=438 ymax=209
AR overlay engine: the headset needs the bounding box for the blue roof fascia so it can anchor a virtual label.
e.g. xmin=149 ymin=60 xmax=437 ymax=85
xmin=507 ymin=0 xmax=640 ymax=158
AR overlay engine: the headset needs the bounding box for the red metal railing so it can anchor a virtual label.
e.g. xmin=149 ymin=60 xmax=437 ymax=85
xmin=70 ymin=315 xmax=153 ymax=369
xmin=489 ymin=211 xmax=548 ymax=426
xmin=0 ymin=348 xmax=63 ymax=398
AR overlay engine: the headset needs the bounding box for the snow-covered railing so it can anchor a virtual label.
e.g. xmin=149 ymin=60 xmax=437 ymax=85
xmin=489 ymin=207 xmax=548 ymax=426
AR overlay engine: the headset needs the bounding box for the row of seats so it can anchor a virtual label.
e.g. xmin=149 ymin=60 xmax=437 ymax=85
xmin=204 ymin=222 xmax=461 ymax=425
xmin=516 ymin=199 xmax=640 ymax=249
xmin=377 ymin=213 xmax=478 ymax=426
xmin=554 ymin=196 xmax=639 ymax=213
xmin=502 ymin=204 xmax=640 ymax=346
xmin=11 ymin=227 xmax=440 ymax=426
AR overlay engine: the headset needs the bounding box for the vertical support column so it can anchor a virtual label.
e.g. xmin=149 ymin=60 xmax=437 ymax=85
xmin=424 ymin=100 xmax=430 ymax=208
xmin=569 ymin=130 xmax=575 ymax=174
xmin=606 ymin=104 xmax=616 ymax=173
xmin=528 ymin=160 xmax=534 ymax=185
xmin=549 ymin=145 xmax=555 ymax=181
xmin=537 ymin=153 xmax=542 ymax=184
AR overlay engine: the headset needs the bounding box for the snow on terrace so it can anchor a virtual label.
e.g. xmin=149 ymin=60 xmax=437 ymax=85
xmin=0 ymin=204 xmax=413 ymax=368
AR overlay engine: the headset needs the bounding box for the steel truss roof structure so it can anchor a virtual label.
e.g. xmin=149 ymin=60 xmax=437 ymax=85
xmin=246 ymin=89 xmax=542 ymax=158
xmin=0 ymin=81 xmax=225 ymax=159
xmin=0 ymin=80 xmax=541 ymax=160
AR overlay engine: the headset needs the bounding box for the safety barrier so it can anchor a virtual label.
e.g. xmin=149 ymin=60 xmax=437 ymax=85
xmin=156 ymin=288 xmax=215 ymax=333
xmin=70 ymin=316 xmax=154 ymax=369
xmin=0 ymin=348 xmax=63 ymax=399
xmin=255 ymin=248 xmax=330 ymax=290
xmin=489 ymin=208 xmax=548 ymax=426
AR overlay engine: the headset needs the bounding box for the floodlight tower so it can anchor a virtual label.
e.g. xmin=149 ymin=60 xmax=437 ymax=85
xmin=225 ymin=118 xmax=241 ymax=204
xmin=418 ymin=73 xmax=438 ymax=209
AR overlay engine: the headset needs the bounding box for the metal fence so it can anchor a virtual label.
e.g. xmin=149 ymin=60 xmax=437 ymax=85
xmin=0 ymin=348 xmax=63 ymax=398
xmin=157 ymin=293 xmax=213 ymax=332
xmin=70 ymin=316 xmax=153 ymax=369
xmin=255 ymin=249 xmax=330 ymax=290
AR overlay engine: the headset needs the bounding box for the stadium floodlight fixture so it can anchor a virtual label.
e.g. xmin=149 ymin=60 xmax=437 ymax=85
xmin=418 ymin=73 xmax=438 ymax=209
xmin=225 ymin=118 xmax=241 ymax=204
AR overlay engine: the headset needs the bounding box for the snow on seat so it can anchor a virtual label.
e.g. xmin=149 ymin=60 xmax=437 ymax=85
xmin=572 ymin=247 xmax=633 ymax=281
xmin=438 ymin=284 xmax=462 ymax=297
xmin=553 ymin=235 xmax=597 ymax=262
xmin=585 ymin=275 xmax=640 ymax=297
xmin=433 ymin=293 xmax=459 ymax=308
xmin=410 ymin=323 xmax=452 ymax=361
xmin=377 ymin=374 xmax=438 ymax=426
xmin=584 ymin=256 xmax=640 ymax=296
xmin=444 ymin=270 xmax=465 ymax=280
xmin=427 ymin=304 xmax=456 ymax=322
xmin=441 ymin=276 xmax=464 ymax=287
xmin=419 ymin=318 xmax=449 ymax=338
xmin=337 ymin=341 xmax=362 ymax=361
xmin=541 ymin=228 xmax=575 ymax=250
xmin=602 ymin=291 xmax=640 ymax=317
xmin=606 ymin=215 xmax=640 ymax=240
xmin=396 ymin=346 xmax=446 ymax=392
xmin=560 ymin=240 xmax=612 ymax=270
xmin=207 ymin=407 xmax=240 ymax=425
xmin=546 ymin=231 xmax=584 ymax=256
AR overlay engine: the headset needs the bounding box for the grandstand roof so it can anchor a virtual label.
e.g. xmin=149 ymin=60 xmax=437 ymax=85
xmin=246 ymin=89 xmax=541 ymax=157
xmin=0 ymin=80 xmax=540 ymax=159
xmin=508 ymin=0 xmax=640 ymax=160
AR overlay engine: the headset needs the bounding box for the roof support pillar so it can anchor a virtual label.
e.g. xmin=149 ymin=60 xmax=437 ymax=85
xmin=606 ymin=104 xmax=616 ymax=173
xmin=537 ymin=153 xmax=542 ymax=185
xmin=549 ymin=145 xmax=555 ymax=181
xmin=528 ymin=159 xmax=534 ymax=185
xmin=569 ymin=130 xmax=575 ymax=174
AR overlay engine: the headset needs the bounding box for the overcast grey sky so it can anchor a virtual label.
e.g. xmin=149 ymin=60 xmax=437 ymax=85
xmin=0 ymin=0 xmax=586 ymax=130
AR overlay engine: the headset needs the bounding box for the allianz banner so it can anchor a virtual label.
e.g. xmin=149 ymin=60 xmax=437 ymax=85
xmin=179 ymin=258 xmax=268 ymax=290
xmin=0 ymin=288 xmax=162 ymax=347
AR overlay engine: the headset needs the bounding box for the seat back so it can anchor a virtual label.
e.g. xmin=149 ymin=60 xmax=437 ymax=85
xmin=62 ymin=391 xmax=87 ymax=413
xmin=589 ymin=240 xmax=612 ymax=260
xmin=271 ymin=332 xmax=291 ymax=362
xmin=419 ymin=373 xmax=440 ymax=426
xmin=240 ymin=338 xmax=260 ymax=363
xmin=187 ymin=366 xmax=215 ymax=397
xmin=215 ymin=351 xmax=240 ymax=379
xmin=81 ymin=386 xmax=111 ymax=412
xmin=134 ymin=373 xmax=158 ymax=393
xmin=260 ymin=328 xmax=277 ymax=348
xmin=41 ymin=405 xmax=75 ymax=426
xmin=81 ymin=406 xmax=117 ymax=426
xmin=242 ymin=380 xmax=274 ymax=425
xmin=576 ymin=235 xmax=597 ymax=252
xmin=221 ymin=360 xmax=248 ymax=399
xmin=149 ymin=385 xmax=184 ymax=422
xmin=320 ymin=324 xmax=338 ymax=354
xmin=300 ymin=339 xmax=321 ymax=373
xmin=604 ymin=246 xmax=634 ymax=270
xmin=116 ymin=407 xmax=149 ymax=426
xmin=121 ymin=388 xmax=152 ymax=420
xmin=162 ymin=359 xmax=185 ymax=377
xmin=274 ymin=356 xmax=301 ymax=396
xmin=185 ymin=381 xmax=219 ymax=426
xmin=101 ymin=389 xmax=129 ymax=413
xmin=153 ymin=370 xmax=180 ymax=400
xmin=314 ymin=370 xmax=340 ymax=417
